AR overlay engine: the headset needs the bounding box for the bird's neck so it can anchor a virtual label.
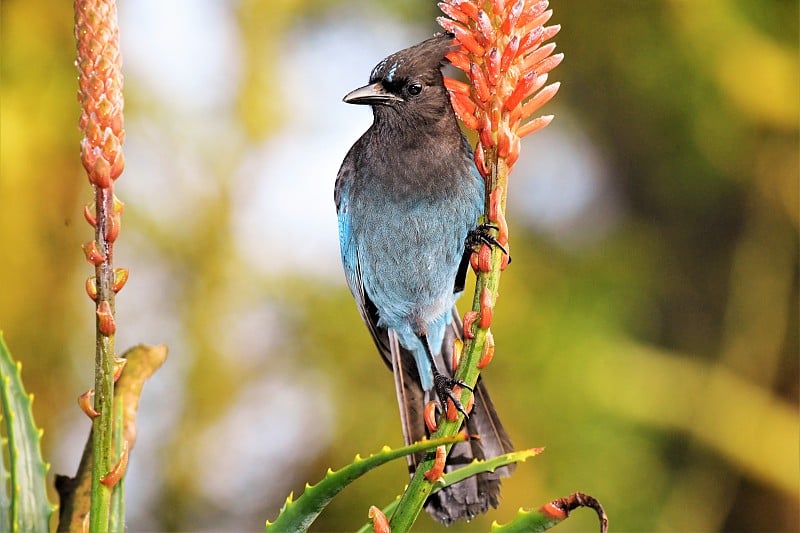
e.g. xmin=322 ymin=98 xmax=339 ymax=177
xmin=370 ymin=105 xmax=463 ymax=147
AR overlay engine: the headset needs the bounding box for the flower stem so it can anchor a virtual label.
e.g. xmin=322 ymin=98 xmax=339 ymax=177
xmin=90 ymin=175 xmax=116 ymax=532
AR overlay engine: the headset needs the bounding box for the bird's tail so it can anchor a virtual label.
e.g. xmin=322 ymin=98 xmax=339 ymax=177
xmin=389 ymin=308 xmax=514 ymax=525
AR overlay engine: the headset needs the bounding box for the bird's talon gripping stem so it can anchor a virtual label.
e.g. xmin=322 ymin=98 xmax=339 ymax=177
xmin=434 ymin=371 xmax=471 ymax=419
xmin=467 ymin=223 xmax=511 ymax=262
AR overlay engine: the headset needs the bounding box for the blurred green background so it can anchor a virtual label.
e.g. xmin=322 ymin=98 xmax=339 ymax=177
xmin=1 ymin=0 xmax=797 ymax=531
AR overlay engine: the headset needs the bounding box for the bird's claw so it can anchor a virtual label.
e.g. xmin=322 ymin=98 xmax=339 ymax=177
xmin=433 ymin=371 xmax=473 ymax=419
xmin=467 ymin=224 xmax=511 ymax=263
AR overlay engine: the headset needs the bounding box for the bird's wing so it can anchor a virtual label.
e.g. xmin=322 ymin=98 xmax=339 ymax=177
xmin=335 ymin=159 xmax=392 ymax=359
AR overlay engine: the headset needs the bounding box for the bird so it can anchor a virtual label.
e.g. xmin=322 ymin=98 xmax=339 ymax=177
xmin=335 ymin=33 xmax=514 ymax=524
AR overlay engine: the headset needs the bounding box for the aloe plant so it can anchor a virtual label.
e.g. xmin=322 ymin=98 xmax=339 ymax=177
xmin=0 ymin=332 xmax=57 ymax=532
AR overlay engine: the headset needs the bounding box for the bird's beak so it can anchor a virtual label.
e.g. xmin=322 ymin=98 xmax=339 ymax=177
xmin=343 ymin=82 xmax=401 ymax=106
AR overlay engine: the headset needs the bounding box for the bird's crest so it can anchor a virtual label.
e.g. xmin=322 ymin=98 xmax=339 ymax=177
xmin=369 ymin=33 xmax=456 ymax=86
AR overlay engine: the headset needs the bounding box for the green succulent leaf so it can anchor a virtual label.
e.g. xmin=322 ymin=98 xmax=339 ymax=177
xmin=356 ymin=447 xmax=544 ymax=533
xmin=0 ymin=332 xmax=56 ymax=532
xmin=264 ymin=433 xmax=467 ymax=533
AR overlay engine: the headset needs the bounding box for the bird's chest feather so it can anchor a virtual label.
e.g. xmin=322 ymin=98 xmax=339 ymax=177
xmin=348 ymin=145 xmax=481 ymax=324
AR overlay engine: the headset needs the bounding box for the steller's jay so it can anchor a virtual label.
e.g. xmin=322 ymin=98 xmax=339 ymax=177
xmin=335 ymin=33 xmax=513 ymax=524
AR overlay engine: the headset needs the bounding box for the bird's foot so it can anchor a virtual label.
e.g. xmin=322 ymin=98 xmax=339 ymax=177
xmin=467 ymin=224 xmax=511 ymax=263
xmin=433 ymin=371 xmax=473 ymax=419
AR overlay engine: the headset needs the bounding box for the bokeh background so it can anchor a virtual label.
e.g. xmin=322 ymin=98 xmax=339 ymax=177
xmin=1 ymin=0 xmax=798 ymax=531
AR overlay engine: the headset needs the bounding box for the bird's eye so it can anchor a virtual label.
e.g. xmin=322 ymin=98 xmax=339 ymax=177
xmin=407 ymin=82 xmax=422 ymax=96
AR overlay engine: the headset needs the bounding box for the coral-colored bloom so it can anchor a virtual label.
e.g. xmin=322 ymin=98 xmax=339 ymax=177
xmin=439 ymin=0 xmax=562 ymax=178
xmin=75 ymin=0 xmax=125 ymax=188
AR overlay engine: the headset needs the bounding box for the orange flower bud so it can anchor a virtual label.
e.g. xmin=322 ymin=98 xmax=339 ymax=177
xmin=438 ymin=2 xmax=470 ymax=25
xmin=478 ymin=243 xmax=492 ymax=272
xmin=91 ymin=153 xmax=112 ymax=189
xmin=109 ymin=150 xmax=125 ymax=181
xmin=449 ymin=91 xmax=479 ymax=130
xmin=525 ymin=9 xmax=553 ymax=35
xmin=441 ymin=18 xmax=485 ymax=56
xmin=444 ymin=76 xmax=471 ymax=95
xmin=504 ymin=71 xmax=536 ymax=112
xmin=85 ymin=276 xmax=98 ymax=301
xmin=522 ymin=42 xmax=557 ymax=74
xmin=518 ymin=114 xmax=554 ymax=138
xmin=478 ymin=112 xmax=494 ymax=148
xmin=470 ymin=62 xmax=491 ymax=103
xmin=486 ymin=48 xmax=501 ymax=85
xmin=451 ymin=337 xmax=463 ymax=372
xmin=476 ymin=11 xmax=494 ymax=45
xmin=456 ymin=0 xmax=479 ymax=22
xmin=445 ymin=50 xmax=470 ymax=72
xmin=540 ymin=22 xmax=561 ymax=43
xmin=489 ymin=186 xmax=503 ymax=223
xmin=112 ymin=267 xmax=129 ymax=293
xmin=78 ymin=389 xmax=100 ymax=419
xmin=518 ymin=0 xmax=549 ymax=28
xmin=516 ymin=27 xmax=544 ymax=61
xmin=424 ymin=401 xmax=438 ymax=433
xmin=470 ymin=249 xmax=480 ymax=272
xmin=369 ymin=506 xmax=391 ymax=533
xmin=97 ymin=300 xmax=116 ymax=336
xmin=500 ymin=35 xmax=520 ymax=72
xmin=463 ymin=311 xmax=479 ymax=339
xmin=478 ymin=330 xmax=495 ymax=369
xmin=520 ymin=82 xmax=560 ymax=121
xmin=105 ymin=212 xmax=121 ymax=242
xmin=82 ymin=240 xmax=106 ymax=265
xmin=502 ymin=0 xmax=525 ymax=35
xmin=83 ymin=204 xmax=97 ymax=227
xmin=525 ymin=51 xmax=564 ymax=78
xmin=100 ymin=440 xmax=129 ymax=488
xmin=424 ymin=445 xmax=446 ymax=482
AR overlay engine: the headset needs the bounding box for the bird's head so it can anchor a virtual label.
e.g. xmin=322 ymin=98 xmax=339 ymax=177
xmin=343 ymin=33 xmax=456 ymax=122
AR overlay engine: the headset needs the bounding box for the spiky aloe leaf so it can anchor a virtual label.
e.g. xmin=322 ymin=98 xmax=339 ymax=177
xmin=264 ymin=434 xmax=467 ymax=533
xmin=356 ymin=447 xmax=544 ymax=533
xmin=0 ymin=332 xmax=56 ymax=532
xmin=1 ymin=412 xmax=10 ymax=532
xmin=491 ymin=492 xmax=609 ymax=533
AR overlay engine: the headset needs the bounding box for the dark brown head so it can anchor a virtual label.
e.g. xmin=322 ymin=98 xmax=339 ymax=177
xmin=343 ymin=33 xmax=457 ymax=126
